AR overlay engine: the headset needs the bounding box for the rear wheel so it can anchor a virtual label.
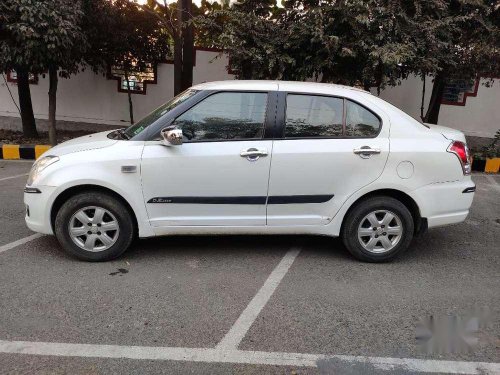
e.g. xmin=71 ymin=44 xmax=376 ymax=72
xmin=55 ymin=192 xmax=135 ymax=261
xmin=341 ymin=196 xmax=414 ymax=262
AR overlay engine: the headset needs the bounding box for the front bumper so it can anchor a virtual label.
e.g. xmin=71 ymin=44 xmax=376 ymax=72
xmin=411 ymin=179 xmax=475 ymax=228
xmin=24 ymin=185 xmax=56 ymax=235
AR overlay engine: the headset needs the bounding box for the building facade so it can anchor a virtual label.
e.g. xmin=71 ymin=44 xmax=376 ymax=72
xmin=1 ymin=49 xmax=498 ymax=138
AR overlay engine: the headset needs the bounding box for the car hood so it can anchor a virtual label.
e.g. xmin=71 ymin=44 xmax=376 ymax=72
xmin=47 ymin=131 xmax=119 ymax=156
xmin=425 ymin=124 xmax=466 ymax=143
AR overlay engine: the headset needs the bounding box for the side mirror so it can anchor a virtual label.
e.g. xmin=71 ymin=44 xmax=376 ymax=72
xmin=161 ymin=125 xmax=183 ymax=146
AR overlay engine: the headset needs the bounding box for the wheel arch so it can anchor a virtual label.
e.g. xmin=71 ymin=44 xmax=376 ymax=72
xmin=340 ymin=188 xmax=426 ymax=235
xmin=50 ymin=184 xmax=139 ymax=235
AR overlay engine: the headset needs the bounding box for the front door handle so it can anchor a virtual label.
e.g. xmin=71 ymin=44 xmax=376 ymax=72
xmin=240 ymin=148 xmax=268 ymax=161
xmin=353 ymin=146 xmax=381 ymax=159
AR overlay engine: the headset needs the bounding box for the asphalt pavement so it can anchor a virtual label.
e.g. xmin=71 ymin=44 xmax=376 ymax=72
xmin=0 ymin=159 xmax=498 ymax=374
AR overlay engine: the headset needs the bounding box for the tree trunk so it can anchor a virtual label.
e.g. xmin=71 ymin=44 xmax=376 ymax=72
xmin=48 ymin=66 xmax=58 ymax=146
xmin=240 ymin=60 xmax=253 ymax=80
xmin=124 ymin=69 xmax=134 ymax=124
xmin=181 ymin=0 xmax=194 ymax=91
xmin=174 ymin=0 xmax=184 ymax=96
xmin=424 ymin=72 xmax=446 ymax=124
xmin=16 ymin=68 xmax=38 ymax=138
xmin=173 ymin=34 xmax=183 ymax=96
xmin=420 ymin=73 xmax=426 ymax=121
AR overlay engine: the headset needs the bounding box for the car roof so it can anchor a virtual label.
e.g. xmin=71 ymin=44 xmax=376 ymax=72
xmin=191 ymin=80 xmax=371 ymax=96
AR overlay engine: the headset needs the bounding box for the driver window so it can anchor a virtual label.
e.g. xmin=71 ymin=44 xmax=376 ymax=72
xmin=172 ymin=92 xmax=268 ymax=142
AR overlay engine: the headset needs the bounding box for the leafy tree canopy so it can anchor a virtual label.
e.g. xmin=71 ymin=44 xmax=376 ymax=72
xmin=0 ymin=0 xmax=87 ymax=75
xmin=196 ymin=0 xmax=499 ymax=90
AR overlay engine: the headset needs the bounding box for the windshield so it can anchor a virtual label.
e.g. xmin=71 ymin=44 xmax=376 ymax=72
xmin=123 ymin=89 xmax=198 ymax=138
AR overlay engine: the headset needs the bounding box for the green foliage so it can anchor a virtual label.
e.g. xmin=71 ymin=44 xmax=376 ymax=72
xmin=481 ymin=129 xmax=500 ymax=158
xmin=83 ymin=0 xmax=171 ymax=76
xmin=407 ymin=0 xmax=500 ymax=80
xmin=196 ymin=0 xmax=499 ymax=92
xmin=194 ymin=0 xmax=294 ymax=80
xmin=0 ymin=0 xmax=86 ymax=74
xmin=0 ymin=0 xmax=172 ymax=77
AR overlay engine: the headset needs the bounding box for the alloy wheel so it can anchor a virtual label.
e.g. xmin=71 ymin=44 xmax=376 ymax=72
xmin=68 ymin=206 xmax=120 ymax=252
xmin=357 ymin=210 xmax=403 ymax=253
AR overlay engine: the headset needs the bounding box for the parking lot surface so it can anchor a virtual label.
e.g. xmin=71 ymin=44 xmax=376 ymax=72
xmin=0 ymin=159 xmax=499 ymax=374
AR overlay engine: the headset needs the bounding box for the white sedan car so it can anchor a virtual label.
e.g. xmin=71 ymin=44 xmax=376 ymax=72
xmin=24 ymin=81 xmax=475 ymax=262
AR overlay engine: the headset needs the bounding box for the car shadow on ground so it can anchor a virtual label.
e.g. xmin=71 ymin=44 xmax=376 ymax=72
xmin=35 ymin=228 xmax=458 ymax=266
xmin=126 ymin=234 xmax=354 ymax=261
xmin=37 ymin=233 xmax=357 ymax=263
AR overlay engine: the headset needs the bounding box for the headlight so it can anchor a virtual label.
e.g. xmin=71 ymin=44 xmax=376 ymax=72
xmin=27 ymin=155 xmax=59 ymax=186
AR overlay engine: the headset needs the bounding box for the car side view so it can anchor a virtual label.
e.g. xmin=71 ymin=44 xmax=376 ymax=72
xmin=24 ymin=81 xmax=475 ymax=262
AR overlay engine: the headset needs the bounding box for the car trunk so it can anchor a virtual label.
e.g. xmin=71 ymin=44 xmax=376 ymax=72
xmin=424 ymin=124 xmax=466 ymax=143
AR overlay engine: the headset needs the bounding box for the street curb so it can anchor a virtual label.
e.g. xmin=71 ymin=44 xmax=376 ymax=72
xmin=472 ymin=157 xmax=500 ymax=173
xmin=0 ymin=144 xmax=51 ymax=160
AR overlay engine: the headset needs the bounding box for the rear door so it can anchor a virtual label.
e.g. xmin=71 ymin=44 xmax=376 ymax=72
xmin=267 ymin=92 xmax=390 ymax=226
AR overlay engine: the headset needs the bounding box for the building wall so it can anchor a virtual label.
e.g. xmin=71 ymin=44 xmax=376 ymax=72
xmin=1 ymin=50 xmax=498 ymax=137
xmin=0 ymin=50 xmax=234 ymax=127
xmin=374 ymin=75 xmax=500 ymax=138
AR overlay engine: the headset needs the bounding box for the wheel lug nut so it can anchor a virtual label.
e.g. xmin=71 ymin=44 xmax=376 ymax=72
xmin=97 ymin=231 xmax=101 ymax=235
xmin=381 ymin=225 xmax=385 ymax=228
xmin=87 ymin=231 xmax=91 ymax=235
xmin=383 ymin=232 xmax=387 ymax=236
xmin=97 ymin=223 xmax=101 ymax=227
xmin=375 ymin=235 xmax=379 ymax=238
xmin=372 ymin=227 xmax=377 ymax=230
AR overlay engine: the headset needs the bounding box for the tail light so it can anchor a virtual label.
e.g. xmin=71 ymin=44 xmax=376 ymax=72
xmin=447 ymin=140 xmax=471 ymax=175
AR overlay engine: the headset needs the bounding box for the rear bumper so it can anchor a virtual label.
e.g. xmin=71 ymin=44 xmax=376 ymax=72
xmin=411 ymin=179 xmax=475 ymax=228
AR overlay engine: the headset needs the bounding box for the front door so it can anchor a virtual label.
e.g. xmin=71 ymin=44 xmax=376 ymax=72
xmin=141 ymin=91 xmax=273 ymax=227
xmin=267 ymin=93 xmax=390 ymax=226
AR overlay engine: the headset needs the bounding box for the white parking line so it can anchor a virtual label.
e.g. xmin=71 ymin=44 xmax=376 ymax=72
xmin=0 ymin=173 xmax=28 ymax=182
xmin=1 ymin=243 xmax=498 ymax=373
xmin=0 ymin=233 xmax=44 ymax=254
xmin=216 ymin=247 xmax=301 ymax=350
xmin=0 ymin=339 xmax=499 ymax=374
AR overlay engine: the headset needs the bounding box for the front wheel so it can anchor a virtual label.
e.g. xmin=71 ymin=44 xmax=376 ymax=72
xmin=54 ymin=192 xmax=135 ymax=261
xmin=341 ymin=196 xmax=414 ymax=262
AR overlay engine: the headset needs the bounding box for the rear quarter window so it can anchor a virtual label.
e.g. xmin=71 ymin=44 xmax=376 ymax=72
xmin=345 ymin=100 xmax=381 ymax=137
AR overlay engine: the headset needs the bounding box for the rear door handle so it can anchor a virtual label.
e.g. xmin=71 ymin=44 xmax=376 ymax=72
xmin=353 ymin=146 xmax=381 ymax=159
xmin=240 ymin=148 xmax=268 ymax=161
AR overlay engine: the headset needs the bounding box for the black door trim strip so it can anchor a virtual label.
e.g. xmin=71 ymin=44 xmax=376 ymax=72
xmin=267 ymin=195 xmax=334 ymax=204
xmin=148 ymin=196 xmax=266 ymax=204
xmin=147 ymin=195 xmax=334 ymax=204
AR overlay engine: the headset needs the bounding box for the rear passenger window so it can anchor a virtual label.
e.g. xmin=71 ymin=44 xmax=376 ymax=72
xmin=345 ymin=100 xmax=380 ymax=137
xmin=285 ymin=95 xmax=343 ymax=138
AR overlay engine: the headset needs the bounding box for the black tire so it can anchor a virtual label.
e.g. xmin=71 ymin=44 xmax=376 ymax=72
xmin=54 ymin=192 xmax=135 ymax=261
xmin=341 ymin=196 xmax=414 ymax=262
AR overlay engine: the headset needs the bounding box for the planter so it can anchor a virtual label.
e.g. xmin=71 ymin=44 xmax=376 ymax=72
xmin=485 ymin=157 xmax=500 ymax=173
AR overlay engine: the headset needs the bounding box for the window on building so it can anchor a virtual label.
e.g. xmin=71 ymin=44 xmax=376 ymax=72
xmin=442 ymin=78 xmax=479 ymax=106
xmin=6 ymin=70 xmax=38 ymax=84
xmin=109 ymin=63 xmax=156 ymax=94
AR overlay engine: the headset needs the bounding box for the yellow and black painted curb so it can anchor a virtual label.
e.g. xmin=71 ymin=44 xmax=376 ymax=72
xmin=0 ymin=144 xmax=51 ymax=160
xmin=472 ymin=157 xmax=500 ymax=173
